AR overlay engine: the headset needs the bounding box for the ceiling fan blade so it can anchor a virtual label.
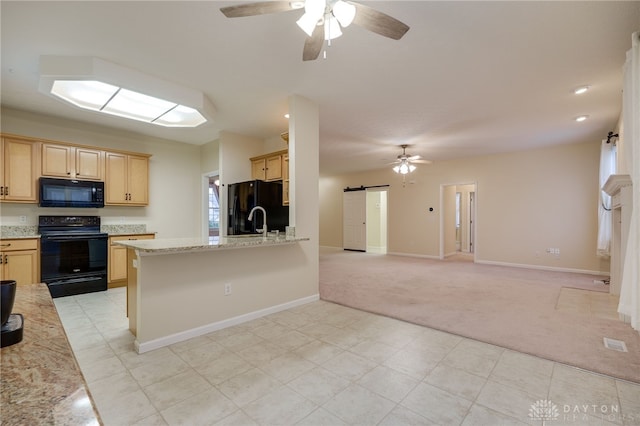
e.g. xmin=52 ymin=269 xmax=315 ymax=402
xmin=350 ymin=2 xmax=410 ymax=40
xmin=303 ymin=24 xmax=324 ymax=61
xmin=412 ymin=159 xmax=432 ymax=164
xmin=407 ymin=155 xmax=422 ymax=161
xmin=220 ymin=1 xmax=293 ymax=18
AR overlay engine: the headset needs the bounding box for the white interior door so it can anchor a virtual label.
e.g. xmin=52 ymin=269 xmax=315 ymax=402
xmin=343 ymin=190 xmax=366 ymax=251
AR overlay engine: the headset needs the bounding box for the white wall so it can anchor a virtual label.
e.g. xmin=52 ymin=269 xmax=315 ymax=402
xmin=1 ymin=107 xmax=206 ymax=238
xmin=320 ymin=140 xmax=610 ymax=274
xmin=135 ymin=94 xmax=320 ymax=348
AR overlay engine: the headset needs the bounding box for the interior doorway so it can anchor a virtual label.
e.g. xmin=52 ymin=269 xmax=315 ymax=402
xmin=202 ymin=171 xmax=220 ymax=238
xmin=441 ymin=182 xmax=477 ymax=259
xmin=366 ymin=188 xmax=388 ymax=254
xmin=343 ymin=186 xmax=388 ymax=253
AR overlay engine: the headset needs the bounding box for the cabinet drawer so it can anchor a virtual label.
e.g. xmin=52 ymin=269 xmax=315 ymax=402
xmin=109 ymin=234 xmax=155 ymax=244
xmin=0 ymin=239 xmax=38 ymax=251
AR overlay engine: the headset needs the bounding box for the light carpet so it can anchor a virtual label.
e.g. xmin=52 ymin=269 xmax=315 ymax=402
xmin=319 ymin=249 xmax=640 ymax=383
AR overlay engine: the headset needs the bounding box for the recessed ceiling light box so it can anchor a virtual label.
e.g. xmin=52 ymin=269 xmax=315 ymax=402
xmin=38 ymin=56 xmax=215 ymax=128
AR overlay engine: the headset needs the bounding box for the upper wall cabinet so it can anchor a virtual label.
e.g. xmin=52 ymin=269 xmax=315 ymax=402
xmin=250 ymin=150 xmax=287 ymax=182
xmin=0 ymin=136 xmax=38 ymax=203
xmin=105 ymin=152 xmax=149 ymax=206
xmin=42 ymin=143 xmax=103 ymax=180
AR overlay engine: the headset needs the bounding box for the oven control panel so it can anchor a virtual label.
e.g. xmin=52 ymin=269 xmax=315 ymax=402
xmin=38 ymin=216 xmax=101 ymax=227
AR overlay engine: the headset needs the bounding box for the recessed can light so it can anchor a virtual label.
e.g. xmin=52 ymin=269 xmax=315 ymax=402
xmin=574 ymin=85 xmax=590 ymax=95
xmin=575 ymin=115 xmax=589 ymax=122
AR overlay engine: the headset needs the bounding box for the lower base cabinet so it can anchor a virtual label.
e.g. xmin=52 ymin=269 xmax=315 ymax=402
xmin=108 ymin=234 xmax=154 ymax=287
xmin=0 ymin=239 xmax=39 ymax=286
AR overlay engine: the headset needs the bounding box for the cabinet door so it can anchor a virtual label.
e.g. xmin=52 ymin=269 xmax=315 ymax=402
xmin=105 ymin=152 xmax=128 ymax=204
xmin=2 ymin=250 xmax=37 ymax=285
xmin=128 ymin=155 xmax=149 ymax=205
xmin=76 ymin=147 xmax=102 ymax=180
xmin=109 ymin=245 xmax=128 ymax=282
xmin=2 ymin=138 xmax=38 ymax=202
xmin=42 ymin=143 xmax=73 ymax=177
xmin=282 ymin=154 xmax=289 ymax=180
xmin=251 ymin=158 xmax=266 ymax=181
xmin=283 ymin=180 xmax=289 ymax=206
xmin=265 ymin=155 xmax=282 ymax=181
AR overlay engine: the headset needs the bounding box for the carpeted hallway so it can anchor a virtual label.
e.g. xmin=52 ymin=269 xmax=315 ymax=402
xmin=319 ymin=248 xmax=640 ymax=384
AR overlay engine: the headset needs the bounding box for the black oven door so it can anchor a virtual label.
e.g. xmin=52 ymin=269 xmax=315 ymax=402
xmin=40 ymin=233 xmax=108 ymax=297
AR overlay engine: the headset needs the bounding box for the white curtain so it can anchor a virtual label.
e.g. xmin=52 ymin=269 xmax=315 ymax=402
xmin=618 ymin=32 xmax=640 ymax=331
xmin=597 ymin=140 xmax=615 ymax=257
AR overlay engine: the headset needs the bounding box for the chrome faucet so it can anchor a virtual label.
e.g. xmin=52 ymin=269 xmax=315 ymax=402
xmin=248 ymin=206 xmax=267 ymax=236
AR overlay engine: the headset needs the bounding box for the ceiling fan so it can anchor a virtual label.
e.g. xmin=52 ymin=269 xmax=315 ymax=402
xmin=390 ymin=144 xmax=430 ymax=174
xmin=219 ymin=0 xmax=410 ymax=61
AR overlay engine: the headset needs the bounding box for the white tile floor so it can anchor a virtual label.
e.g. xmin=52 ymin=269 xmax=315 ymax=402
xmin=54 ymin=288 xmax=640 ymax=426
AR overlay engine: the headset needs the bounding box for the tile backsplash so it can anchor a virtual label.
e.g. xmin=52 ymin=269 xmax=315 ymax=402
xmin=101 ymin=224 xmax=147 ymax=235
xmin=0 ymin=226 xmax=39 ymax=238
xmin=0 ymin=224 xmax=149 ymax=238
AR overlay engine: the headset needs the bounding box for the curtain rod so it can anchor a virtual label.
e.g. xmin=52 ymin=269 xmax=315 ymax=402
xmin=606 ymin=131 xmax=619 ymax=144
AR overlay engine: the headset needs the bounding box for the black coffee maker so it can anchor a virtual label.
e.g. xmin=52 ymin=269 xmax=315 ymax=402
xmin=1 ymin=280 xmax=24 ymax=348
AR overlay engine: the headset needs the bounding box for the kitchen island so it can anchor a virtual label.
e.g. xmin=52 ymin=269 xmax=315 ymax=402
xmin=116 ymin=234 xmax=316 ymax=353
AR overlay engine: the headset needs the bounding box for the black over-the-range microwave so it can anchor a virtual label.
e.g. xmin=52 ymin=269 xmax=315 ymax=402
xmin=39 ymin=177 xmax=105 ymax=208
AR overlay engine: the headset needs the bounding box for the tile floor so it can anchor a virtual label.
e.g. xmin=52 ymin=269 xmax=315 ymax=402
xmin=54 ymin=288 xmax=640 ymax=426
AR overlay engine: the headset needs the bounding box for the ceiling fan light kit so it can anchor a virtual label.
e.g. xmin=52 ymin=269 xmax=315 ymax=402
xmin=391 ymin=144 xmax=430 ymax=176
xmin=220 ymin=0 xmax=409 ymax=61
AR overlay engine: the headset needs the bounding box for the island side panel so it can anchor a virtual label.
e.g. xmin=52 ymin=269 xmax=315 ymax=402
xmin=135 ymin=242 xmax=317 ymax=349
xmin=126 ymin=247 xmax=138 ymax=336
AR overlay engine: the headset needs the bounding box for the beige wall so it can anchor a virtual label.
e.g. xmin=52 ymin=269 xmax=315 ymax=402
xmin=320 ymin=141 xmax=610 ymax=274
xmin=200 ymin=139 xmax=219 ymax=174
xmin=1 ymin=107 xmax=213 ymax=238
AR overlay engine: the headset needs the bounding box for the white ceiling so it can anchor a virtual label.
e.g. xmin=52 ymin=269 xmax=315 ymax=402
xmin=1 ymin=1 xmax=639 ymax=175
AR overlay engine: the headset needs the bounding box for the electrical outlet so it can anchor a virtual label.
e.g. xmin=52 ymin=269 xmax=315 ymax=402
xmin=19 ymin=215 xmax=27 ymax=223
xmin=224 ymin=282 xmax=231 ymax=296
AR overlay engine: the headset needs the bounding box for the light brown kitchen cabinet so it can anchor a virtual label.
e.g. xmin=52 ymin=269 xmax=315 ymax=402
xmin=251 ymin=158 xmax=266 ymax=181
xmin=108 ymin=234 xmax=155 ymax=287
xmin=0 ymin=136 xmax=39 ymax=203
xmin=250 ymin=150 xmax=287 ymax=181
xmin=105 ymin=152 xmax=150 ymax=205
xmin=41 ymin=143 xmax=103 ymax=180
xmin=0 ymin=239 xmax=39 ymax=285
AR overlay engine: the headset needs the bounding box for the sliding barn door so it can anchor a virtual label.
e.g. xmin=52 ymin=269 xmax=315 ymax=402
xmin=343 ymin=190 xmax=366 ymax=251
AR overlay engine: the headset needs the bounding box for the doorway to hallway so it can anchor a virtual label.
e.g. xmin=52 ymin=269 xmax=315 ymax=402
xmin=441 ymin=182 xmax=476 ymax=259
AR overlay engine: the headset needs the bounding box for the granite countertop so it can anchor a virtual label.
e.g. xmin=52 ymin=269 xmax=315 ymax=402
xmin=115 ymin=234 xmax=309 ymax=255
xmin=0 ymin=283 xmax=101 ymax=425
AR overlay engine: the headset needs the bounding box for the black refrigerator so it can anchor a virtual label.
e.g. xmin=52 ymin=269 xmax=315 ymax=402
xmin=227 ymin=180 xmax=289 ymax=235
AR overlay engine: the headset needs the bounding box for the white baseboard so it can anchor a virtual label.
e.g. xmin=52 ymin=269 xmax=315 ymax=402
xmin=135 ymin=294 xmax=320 ymax=354
xmin=475 ymin=259 xmax=608 ymax=276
